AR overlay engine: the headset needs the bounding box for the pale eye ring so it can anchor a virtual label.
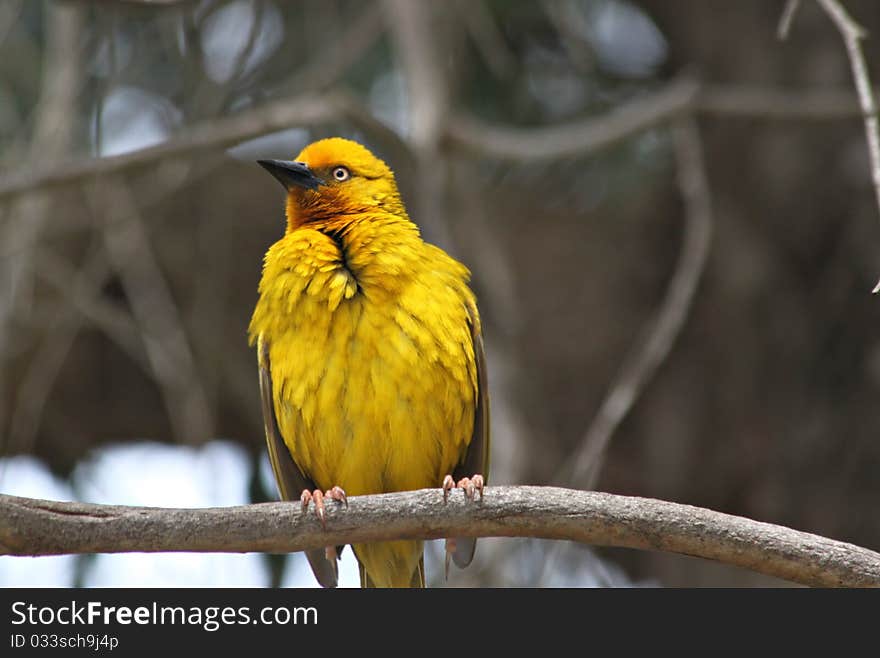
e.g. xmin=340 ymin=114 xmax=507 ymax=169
xmin=332 ymin=166 xmax=351 ymax=182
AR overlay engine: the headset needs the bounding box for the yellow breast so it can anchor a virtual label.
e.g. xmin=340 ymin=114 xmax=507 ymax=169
xmin=248 ymin=214 xmax=478 ymax=497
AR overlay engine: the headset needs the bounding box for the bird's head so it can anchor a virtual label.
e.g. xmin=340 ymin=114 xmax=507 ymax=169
xmin=258 ymin=137 xmax=405 ymax=232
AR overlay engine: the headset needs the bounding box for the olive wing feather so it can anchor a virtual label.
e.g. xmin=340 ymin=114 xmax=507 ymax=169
xmin=449 ymin=302 xmax=490 ymax=569
xmin=259 ymin=338 xmax=340 ymax=588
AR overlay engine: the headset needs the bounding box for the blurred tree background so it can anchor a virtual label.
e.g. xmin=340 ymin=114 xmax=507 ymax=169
xmin=1 ymin=0 xmax=879 ymax=587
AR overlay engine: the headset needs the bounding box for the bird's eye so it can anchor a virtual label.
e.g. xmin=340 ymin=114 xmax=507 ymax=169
xmin=332 ymin=166 xmax=351 ymax=182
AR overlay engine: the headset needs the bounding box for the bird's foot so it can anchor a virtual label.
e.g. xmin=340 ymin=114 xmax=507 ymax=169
xmin=441 ymin=474 xmax=484 ymax=502
xmin=441 ymin=473 xmax=485 ymax=579
xmin=300 ymin=486 xmax=348 ymax=528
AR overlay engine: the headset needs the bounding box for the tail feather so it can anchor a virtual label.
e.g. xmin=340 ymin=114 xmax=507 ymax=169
xmin=411 ymin=556 xmax=425 ymax=588
xmin=450 ymin=536 xmax=477 ymax=569
xmin=305 ymin=547 xmax=339 ymax=588
xmin=360 ymin=555 xmax=424 ymax=588
xmin=355 ymin=541 xmax=425 ymax=588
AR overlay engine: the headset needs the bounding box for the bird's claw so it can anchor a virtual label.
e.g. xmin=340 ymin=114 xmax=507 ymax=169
xmin=300 ymin=486 xmax=347 ymax=529
xmin=325 ymin=485 xmax=348 ymax=507
xmin=440 ymin=474 xmax=485 ymax=581
xmin=442 ymin=474 xmax=484 ymax=501
xmin=442 ymin=475 xmax=455 ymax=502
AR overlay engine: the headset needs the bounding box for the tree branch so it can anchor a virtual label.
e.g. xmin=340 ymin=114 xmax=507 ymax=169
xmin=88 ymin=178 xmax=214 ymax=445
xmin=698 ymin=83 xmax=868 ymax=119
xmin=2 ymin=486 xmax=879 ymax=587
xmin=447 ymin=80 xmax=875 ymax=163
xmin=446 ymin=77 xmax=700 ymax=161
xmin=0 ymin=0 xmax=84 ymax=451
xmin=7 ymin=242 xmax=109 ymax=453
xmin=812 ymin=0 xmax=880 ymax=292
xmin=569 ymin=116 xmax=713 ymax=489
xmin=278 ymin=5 xmax=385 ymax=95
xmin=777 ymin=0 xmax=803 ymax=40
xmin=382 ymin=0 xmax=454 ymax=248
xmin=0 ymin=81 xmax=870 ymax=203
xmin=0 ymin=91 xmax=404 ymax=201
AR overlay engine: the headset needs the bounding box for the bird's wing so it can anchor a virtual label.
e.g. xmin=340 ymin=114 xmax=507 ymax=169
xmin=258 ymin=336 xmax=339 ymax=588
xmin=450 ymin=301 xmax=490 ymax=568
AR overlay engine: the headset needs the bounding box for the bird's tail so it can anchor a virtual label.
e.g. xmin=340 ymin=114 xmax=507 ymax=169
xmin=355 ymin=541 xmax=425 ymax=588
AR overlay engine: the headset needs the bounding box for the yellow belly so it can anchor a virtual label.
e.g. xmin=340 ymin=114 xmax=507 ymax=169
xmin=269 ymin=288 xmax=474 ymax=497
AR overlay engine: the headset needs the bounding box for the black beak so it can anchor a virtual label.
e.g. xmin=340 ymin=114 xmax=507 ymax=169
xmin=257 ymin=159 xmax=323 ymax=191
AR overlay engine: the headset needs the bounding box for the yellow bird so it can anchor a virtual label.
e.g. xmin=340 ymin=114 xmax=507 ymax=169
xmin=248 ymin=137 xmax=489 ymax=588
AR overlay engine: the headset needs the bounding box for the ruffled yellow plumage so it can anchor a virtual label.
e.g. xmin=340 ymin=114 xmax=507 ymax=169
xmin=249 ymin=138 xmax=489 ymax=587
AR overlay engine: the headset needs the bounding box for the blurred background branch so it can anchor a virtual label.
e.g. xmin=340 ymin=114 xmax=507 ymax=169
xmin=570 ymin=115 xmax=712 ymax=490
xmin=811 ymin=1 xmax=880 ymax=291
xmin=0 ymin=1 xmax=83 ymax=456
xmin=778 ymin=0 xmax=803 ymax=40
xmin=2 ymin=81 xmax=873 ymax=203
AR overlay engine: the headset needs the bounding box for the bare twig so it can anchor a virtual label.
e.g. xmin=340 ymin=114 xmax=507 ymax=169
xmin=6 ymin=244 xmax=109 ymax=453
xmin=567 ymin=117 xmax=713 ymax=489
xmin=778 ymin=0 xmax=803 ymax=40
xmin=280 ymin=5 xmax=385 ymax=94
xmin=382 ymin=0 xmax=446 ymax=150
xmin=447 ymin=77 xmax=701 ymax=161
xmin=540 ymin=0 xmax=595 ymax=72
xmin=2 ymin=486 xmax=879 ymax=587
xmin=449 ymin=81 xmax=878 ymax=164
xmin=0 ymin=91 xmax=405 ymax=201
xmin=0 ymin=1 xmax=83 ymax=445
xmin=81 ymin=1 xmax=192 ymax=5
xmin=4 ymin=313 xmax=83 ymax=455
xmin=225 ymin=0 xmax=264 ymax=88
xmin=454 ymin=0 xmax=516 ymax=79
xmin=88 ymin=178 xmax=214 ymax=444
xmin=0 ymin=0 xmax=22 ymax=46
xmin=382 ymin=0 xmax=453 ymax=247
xmin=32 ymin=248 xmax=149 ymax=372
xmin=698 ymin=84 xmax=866 ymax=119
xmin=2 ymin=155 xmax=231 ymax=454
xmin=0 ymin=159 xmax=226 ymax=263
xmin=0 ymin=81 xmax=872 ymax=205
xmin=813 ymin=0 xmax=880 ymax=291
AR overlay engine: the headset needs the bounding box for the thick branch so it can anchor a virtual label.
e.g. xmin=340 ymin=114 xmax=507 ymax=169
xmin=2 ymin=486 xmax=879 ymax=587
